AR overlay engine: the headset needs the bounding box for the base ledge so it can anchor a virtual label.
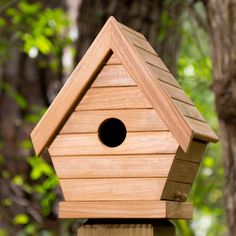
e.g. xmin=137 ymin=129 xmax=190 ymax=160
xmin=59 ymin=200 xmax=193 ymax=219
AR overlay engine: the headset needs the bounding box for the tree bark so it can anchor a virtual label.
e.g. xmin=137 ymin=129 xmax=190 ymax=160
xmin=76 ymin=0 xmax=187 ymax=74
xmin=203 ymin=0 xmax=236 ymax=235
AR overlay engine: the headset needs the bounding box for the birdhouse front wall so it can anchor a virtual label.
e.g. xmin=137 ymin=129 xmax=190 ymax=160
xmin=48 ymin=53 xmax=182 ymax=202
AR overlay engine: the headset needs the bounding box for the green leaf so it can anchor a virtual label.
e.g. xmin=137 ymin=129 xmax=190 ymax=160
xmin=12 ymin=214 xmax=29 ymax=225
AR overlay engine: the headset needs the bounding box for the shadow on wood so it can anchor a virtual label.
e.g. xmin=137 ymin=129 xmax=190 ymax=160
xmin=78 ymin=219 xmax=176 ymax=236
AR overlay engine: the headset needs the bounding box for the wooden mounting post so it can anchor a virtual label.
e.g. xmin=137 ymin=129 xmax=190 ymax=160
xmin=78 ymin=219 xmax=176 ymax=236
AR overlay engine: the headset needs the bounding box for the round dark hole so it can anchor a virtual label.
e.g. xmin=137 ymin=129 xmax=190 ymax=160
xmin=98 ymin=118 xmax=127 ymax=147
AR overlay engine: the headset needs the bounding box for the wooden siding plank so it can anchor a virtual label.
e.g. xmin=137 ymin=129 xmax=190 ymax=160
xmin=59 ymin=201 xmax=193 ymax=219
xmin=186 ymin=117 xmax=219 ymax=142
xmin=168 ymin=159 xmax=199 ymax=184
xmin=31 ymin=18 xmax=112 ymax=156
xmin=76 ymin=87 xmax=152 ymax=110
xmin=60 ymin=109 xmax=168 ymax=134
xmin=59 ymin=178 xmax=166 ymax=201
xmin=48 ymin=132 xmax=179 ymax=156
xmin=159 ymin=81 xmax=194 ymax=105
xmin=123 ymin=29 xmax=157 ymax=55
xmin=104 ymin=53 xmax=121 ymax=65
xmin=176 ymin=140 xmax=207 ymax=163
xmin=92 ymin=65 xmax=136 ymax=87
xmin=135 ymin=46 xmax=170 ymax=72
xmin=161 ymin=181 xmax=192 ymax=201
xmin=147 ymin=64 xmax=181 ymax=88
xmin=173 ymin=99 xmax=206 ymax=122
xmin=51 ymin=155 xmax=175 ymax=178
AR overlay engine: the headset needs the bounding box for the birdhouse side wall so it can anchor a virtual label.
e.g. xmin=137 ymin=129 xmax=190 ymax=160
xmin=162 ymin=139 xmax=207 ymax=201
xmin=48 ymin=53 xmax=180 ymax=202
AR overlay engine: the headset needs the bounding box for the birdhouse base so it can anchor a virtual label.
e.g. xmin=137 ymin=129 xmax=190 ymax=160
xmin=59 ymin=200 xmax=193 ymax=219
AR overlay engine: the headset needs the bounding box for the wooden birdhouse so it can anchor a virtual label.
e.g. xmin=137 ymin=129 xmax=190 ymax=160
xmin=31 ymin=17 xmax=218 ymax=220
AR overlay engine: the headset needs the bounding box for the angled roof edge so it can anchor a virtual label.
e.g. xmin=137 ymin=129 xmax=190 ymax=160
xmin=31 ymin=16 xmax=218 ymax=156
xmin=31 ymin=17 xmax=113 ymax=156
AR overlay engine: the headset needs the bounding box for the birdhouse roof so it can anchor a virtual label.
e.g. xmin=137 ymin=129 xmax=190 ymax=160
xmin=31 ymin=16 xmax=218 ymax=156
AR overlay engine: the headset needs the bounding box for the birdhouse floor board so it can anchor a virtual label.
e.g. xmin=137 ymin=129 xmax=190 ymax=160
xmin=176 ymin=141 xmax=207 ymax=163
xmin=161 ymin=181 xmax=192 ymax=201
xmin=76 ymin=87 xmax=152 ymax=111
xmin=48 ymin=132 xmax=179 ymax=156
xmin=60 ymin=109 xmax=168 ymax=134
xmin=59 ymin=201 xmax=193 ymax=219
xmin=147 ymin=64 xmax=181 ymax=88
xmin=51 ymin=154 xmax=175 ymax=179
xmin=59 ymin=178 xmax=166 ymax=201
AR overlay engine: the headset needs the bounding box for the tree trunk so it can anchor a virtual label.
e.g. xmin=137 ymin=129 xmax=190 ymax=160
xmin=203 ymin=1 xmax=236 ymax=235
xmin=76 ymin=0 xmax=187 ymax=74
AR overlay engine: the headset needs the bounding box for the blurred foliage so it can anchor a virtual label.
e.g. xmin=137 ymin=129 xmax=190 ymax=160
xmin=174 ymin=5 xmax=226 ymax=236
xmin=0 ymin=0 xmax=226 ymax=235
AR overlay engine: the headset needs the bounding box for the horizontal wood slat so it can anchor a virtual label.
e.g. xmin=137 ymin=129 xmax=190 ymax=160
xmin=161 ymin=181 xmax=192 ymax=201
xmin=173 ymin=99 xmax=206 ymax=122
xmin=147 ymin=64 xmax=181 ymax=88
xmin=92 ymin=65 xmax=135 ymax=87
xmin=123 ymin=29 xmax=157 ymax=55
xmin=51 ymin=155 xmax=175 ymax=178
xmin=135 ymin=47 xmax=170 ymax=72
xmin=76 ymin=87 xmax=152 ymax=110
xmin=186 ymin=117 xmax=219 ymax=142
xmin=59 ymin=178 xmax=166 ymax=201
xmin=176 ymin=140 xmax=207 ymax=163
xmin=60 ymin=109 xmax=168 ymax=134
xmin=104 ymin=53 xmax=121 ymax=65
xmin=59 ymin=200 xmax=193 ymax=219
xmin=159 ymin=81 xmax=194 ymax=105
xmin=48 ymin=132 xmax=179 ymax=156
xmin=168 ymin=159 xmax=199 ymax=184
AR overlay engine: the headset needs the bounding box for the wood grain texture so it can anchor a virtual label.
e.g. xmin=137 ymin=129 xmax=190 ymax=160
xmin=60 ymin=109 xmax=168 ymax=134
xmin=122 ymin=29 xmax=157 ymax=55
xmin=31 ymin=17 xmax=112 ymax=155
xmin=76 ymin=87 xmax=152 ymax=111
xmin=51 ymin=154 xmax=175 ymax=178
xmin=186 ymin=117 xmax=219 ymax=142
xmin=78 ymin=224 xmax=154 ymax=236
xmin=135 ymin=46 xmax=170 ymax=72
xmin=104 ymin=53 xmax=121 ymax=65
xmin=176 ymin=140 xmax=207 ymax=163
xmin=110 ymin=21 xmax=193 ymax=152
xmin=147 ymin=64 xmax=181 ymax=88
xmin=59 ymin=178 xmax=166 ymax=201
xmin=92 ymin=64 xmax=136 ymax=87
xmin=161 ymin=181 xmax=192 ymax=201
xmin=159 ymin=81 xmax=194 ymax=105
xmin=168 ymin=159 xmax=199 ymax=184
xmin=59 ymin=200 xmax=193 ymax=219
xmin=48 ymin=132 xmax=179 ymax=156
xmin=173 ymin=99 xmax=206 ymax=122
xmin=119 ymin=22 xmax=146 ymax=40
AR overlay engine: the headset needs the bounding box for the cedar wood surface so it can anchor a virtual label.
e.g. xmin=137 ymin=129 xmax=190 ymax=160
xmin=31 ymin=16 xmax=218 ymax=156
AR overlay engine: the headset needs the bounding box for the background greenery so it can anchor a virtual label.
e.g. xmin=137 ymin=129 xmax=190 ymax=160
xmin=0 ymin=1 xmax=224 ymax=235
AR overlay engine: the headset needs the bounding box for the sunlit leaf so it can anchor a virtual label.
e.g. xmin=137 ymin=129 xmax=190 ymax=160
xmin=12 ymin=214 xmax=29 ymax=225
